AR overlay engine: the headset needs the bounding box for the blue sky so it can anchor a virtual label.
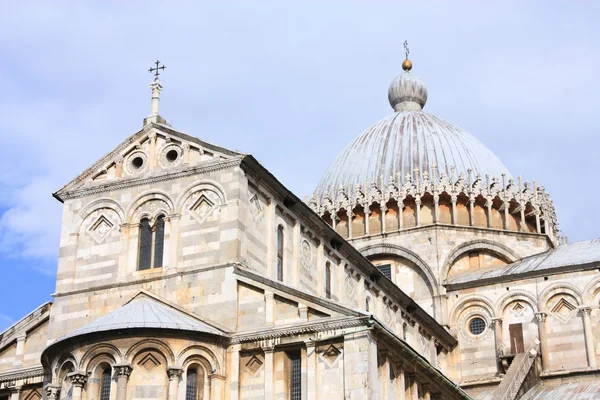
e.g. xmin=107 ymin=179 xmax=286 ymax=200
xmin=1 ymin=1 xmax=599 ymax=331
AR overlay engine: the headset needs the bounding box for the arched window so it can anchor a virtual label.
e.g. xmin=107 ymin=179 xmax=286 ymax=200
xmin=100 ymin=368 xmax=111 ymax=400
xmin=277 ymin=225 xmax=284 ymax=281
xmin=138 ymin=215 xmax=165 ymax=270
xmin=186 ymin=368 xmax=198 ymax=400
xmin=325 ymin=262 xmax=331 ymax=299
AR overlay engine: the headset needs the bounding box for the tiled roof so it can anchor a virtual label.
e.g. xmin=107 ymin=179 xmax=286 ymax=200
xmin=55 ymin=292 xmax=227 ymax=342
xmin=448 ymin=239 xmax=600 ymax=287
xmin=520 ymin=380 xmax=600 ymax=399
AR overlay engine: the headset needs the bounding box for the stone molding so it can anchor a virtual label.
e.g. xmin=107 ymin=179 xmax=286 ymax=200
xmin=231 ymin=316 xmax=370 ymax=344
xmin=308 ymin=172 xmax=558 ymax=239
xmin=0 ymin=366 xmax=46 ymax=384
xmin=57 ymin=157 xmax=242 ymax=201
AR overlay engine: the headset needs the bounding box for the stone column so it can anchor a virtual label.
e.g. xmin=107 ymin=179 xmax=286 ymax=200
xmin=331 ymin=211 xmax=337 ymax=231
xmin=485 ymin=200 xmax=492 ymax=228
xmin=229 ymin=345 xmax=241 ymax=400
xmin=45 ymin=385 xmax=60 ymax=400
xmin=167 ymin=368 xmax=182 ymax=400
xmin=503 ymin=203 xmax=510 ymax=230
xmin=433 ymin=194 xmax=440 ymax=224
xmin=415 ymin=199 xmax=421 ymax=227
xmin=381 ymin=204 xmax=388 ymax=233
xmin=534 ymin=210 xmax=541 ymax=234
xmin=519 ymin=204 xmax=526 ymax=232
xmin=491 ymin=317 xmax=503 ymax=372
xmin=398 ymin=201 xmax=405 ymax=230
xmin=183 ymin=143 xmax=191 ymax=165
xmin=535 ymin=312 xmax=549 ymax=371
xmin=9 ymin=386 xmax=21 ymax=400
xmin=306 ymin=341 xmax=317 ymax=400
xmin=346 ymin=209 xmax=353 ymax=238
xmin=580 ymin=306 xmax=597 ymax=369
xmin=468 ymin=198 xmax=475 ymax=226
xmin=364 ymin=206 xmax=371 ymax=235
xmin=209 ymin=374 xmax=226 ymax=400
xmin=450 ymin=196 xmax=457 ymax=225
xmin=68 ymin=372 xmax=88 ymax=400
xmin=263 ymin=346 xmax=275 ymax=400
xmin=114 ymin=364 xmax=133 ymax=400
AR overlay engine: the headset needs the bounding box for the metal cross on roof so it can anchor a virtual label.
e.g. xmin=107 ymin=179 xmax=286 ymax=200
xmin=148 ymin=60 xmax=166 ymax=78
xmin=403 ymin=40 xmax=410 ymax=60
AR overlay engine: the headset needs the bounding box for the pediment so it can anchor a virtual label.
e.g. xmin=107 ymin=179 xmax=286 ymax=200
xmin=53 ymin=122 xmax=243 ymax=201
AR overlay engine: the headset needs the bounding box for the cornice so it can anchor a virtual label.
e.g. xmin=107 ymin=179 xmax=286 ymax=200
xmin=231 ymin=316 xmax=370 ymax=344
xmin=0 ymin=366 xmax=46 ymax=384
xmin=56 ymin=157 xmax=243 ymax=201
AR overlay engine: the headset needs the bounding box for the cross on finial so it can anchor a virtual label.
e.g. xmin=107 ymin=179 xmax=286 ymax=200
xmin=148 ymin=60 xmax=166 ymax=79
xmin=403 ymin=40 xmax=410 ymax=60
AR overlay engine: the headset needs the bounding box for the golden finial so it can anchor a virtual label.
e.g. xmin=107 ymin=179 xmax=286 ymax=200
xmin=402 ymin=40 xmax=412 ymax=71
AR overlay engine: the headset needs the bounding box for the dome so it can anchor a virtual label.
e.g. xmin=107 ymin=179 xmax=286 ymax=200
xmin=314 ymin=66 xmax=511 ymax=199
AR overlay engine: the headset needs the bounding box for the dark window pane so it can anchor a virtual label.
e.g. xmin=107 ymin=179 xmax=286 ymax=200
xmin=469 ymin=317 xmax=486 ymax=335
xmin=138 ymin=218 xmax=152 ymax=270
xmin=277 ymin=226 xmax=284 ymax=281
xmin=289 ymin=351 xmax=301 ymax=400
xmin=277 ymin=258 xmax=283 ymax=282
xmin=186 ymin=369 xmax=197 ymax=400
xmin=153 ymin=216 xmax=165 ymax=268
xmin=325 ymin=263 xmax=331 ymax=299
xmin=377 ymin=264 xmax=392 ymax=280
xmin=100 ymin=369 xmax=111 ymax=400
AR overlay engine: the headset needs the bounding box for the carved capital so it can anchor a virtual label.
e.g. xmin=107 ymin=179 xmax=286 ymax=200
xmin=167 ymin=367 xmax=183 ymax=381
xmin=491 ymin=317 xmax=502 ymax=327
xmin=534 ymin=312 xmax=547 ymax=323
xmin=45 ymin=385 xmax=61 ymax=400
xmin=68 ymin=371 xmax=88 ymax=387
xmin=114 ymin=364 xmax=133 ymax=378
xmin=580 ymin=306 xmax=593 ymax=316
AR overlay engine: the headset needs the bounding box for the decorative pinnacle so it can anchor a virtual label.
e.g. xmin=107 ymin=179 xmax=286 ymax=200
xmin=402 ymin=40 xmax=412 ymax=71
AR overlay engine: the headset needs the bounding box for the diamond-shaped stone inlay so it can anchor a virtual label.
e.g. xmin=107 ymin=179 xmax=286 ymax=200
xmin=189 ymin=193 xmax=216 ymax=223
xmin=321 ymin=344 xmax=341 ymax=365
xmin=551 ymin=297 xmax=577 ymax=322
xmin=245 ymin=354 xmax=263 ymax=375
xmin=249 ymin=193 xmax=264 ymax=222
xmin=88 ymin=215 xmax=114 ymax=244
xmin=138 ymin=353 xmax=161 ymax=371
xmin=511 ymin=302 xmax=525 ymax=316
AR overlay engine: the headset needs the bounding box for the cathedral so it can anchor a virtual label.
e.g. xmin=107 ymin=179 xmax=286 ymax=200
xmin=0 ymin=53 xmax=599 ymax=400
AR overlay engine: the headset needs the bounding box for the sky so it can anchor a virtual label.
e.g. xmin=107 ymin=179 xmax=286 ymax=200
xmin=0 ymin=1 xmax=599 ymax=332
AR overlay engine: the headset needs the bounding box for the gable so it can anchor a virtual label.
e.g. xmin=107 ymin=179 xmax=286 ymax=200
xmin=53 ymin=122 xmax=243 ymax=202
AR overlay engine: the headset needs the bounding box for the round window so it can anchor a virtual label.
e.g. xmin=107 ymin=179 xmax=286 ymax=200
xmin=469 ymin=317 xmax=486 ymax=335
xmin=166 ymin=149 xmax=178 ymax=162
xmin=131 ymin=156 xmax=144 ymax=169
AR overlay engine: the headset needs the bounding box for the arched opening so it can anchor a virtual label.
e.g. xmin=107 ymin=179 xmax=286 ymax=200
xmin=185 ymin=365 xmax=206 ymax=400
xmin=137 ymin=215 xmax=166 ymax=270
xmin=490 ymin=196 xmax=504 ymax=229
xmin=438 ymin=192 xmax=452 ymax=224
xmin=420 ymin=194 xmax=434 ymax=225
xmin=100 ymin=366 xmax=112 ymax=400
xmin=369 ymin=202 xmax=383 ymax=235
xmin=385 ymin=199 xmax=400 ymax=232
xmin=351 ymin=205 xmax=365 ymax=238
xmin=321 ymin=211 xmax=333 ymax=228
xmin=447 ymin=250 xmax=509 ymax=278
xmin=473 ymin=195 xmax=487 ymax=228
xmin=456 ymin=193 xmax=470 ymax=226
xmin=403 ymin=196 xmax=417 ymax=228
xmin=335 ymin=208 xmax=349 ymax=238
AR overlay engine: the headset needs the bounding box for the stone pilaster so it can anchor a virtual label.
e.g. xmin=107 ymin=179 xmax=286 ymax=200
xmin=535 ymin=312 xmax=549 ymax=371
xmin=491 ymin=317 xmax=503 ymax=372
xmin=265 ymin=291 xmax=275 ymax=327
xmin=209 ymin=373 xmax=226 ymax=400
xmin=9 ymin=386 xmax=21 ymax=400
xmin=580 ymin=306 xmax=597 ymax=369
xmin=263 ymin=346 xmax=275 ymax=400
xmin=305 ymin=341 xmax=317 ymax=400
xmin=229 ymin=344 xmax=241 ymax=400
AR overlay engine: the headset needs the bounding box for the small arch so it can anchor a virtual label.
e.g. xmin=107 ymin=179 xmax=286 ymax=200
xmin=494 ymin=290 xmax=538 ymax=317
xmin=125 ymin=339 xmax=176 ymax=366
xmin=358 ymin=243 xmax=439 ymax=295
xmin=79 ymin=343 xmax=123 ymax=370
xmin=441 ymin=240 xmax=519 ymax=284
xmin=52 ymin=353 xmax=78 ymax=381
xmin=177 ymin=345 xmax=222 ymax=374
xmin=538 ymin=283 xmax=583 ymax=312
xmin=74 ymin=199 xmax=125 ymax=232
xmin=125 ymin=190 xmax=175 ymax=223
xmin=449 ymin=295 xmax=495 ymax=326
xmin=175 ymin=180 xmax=227 ymax=214
xmin=583 ymin=276 xmax=600 ymax=305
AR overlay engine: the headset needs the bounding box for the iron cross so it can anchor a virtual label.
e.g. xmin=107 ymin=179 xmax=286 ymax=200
xmin=149 ymin=60 xmax=166 ymax=78
xmin=403 ymin=40 xmax=410 ymax=59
